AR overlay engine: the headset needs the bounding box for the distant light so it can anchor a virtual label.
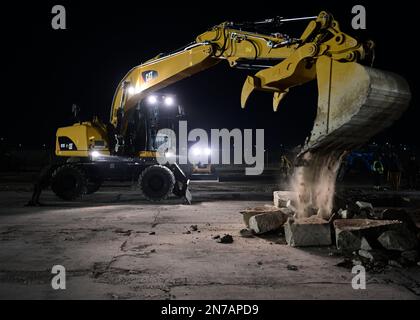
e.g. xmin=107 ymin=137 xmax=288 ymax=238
xmin=165 ymin=151 xmax=175 ymax=158
xmin=192 ymin=147 xmax=201 ymax=156
xmin=91 ymin=151 xmax=100 ymax=158
xmin=164 ymin=96 xmax=174 ymax=106
xmin=148 ymin=95 xmax=158 ymax=104
xmin=204 ymin=148 xmax=211 ymax=156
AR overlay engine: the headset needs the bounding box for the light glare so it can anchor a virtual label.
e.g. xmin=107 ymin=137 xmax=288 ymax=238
xmin=148 ymin=95 xmax=158 ymax=104
xmin=164 ymin=96 xmax=174 ymax=106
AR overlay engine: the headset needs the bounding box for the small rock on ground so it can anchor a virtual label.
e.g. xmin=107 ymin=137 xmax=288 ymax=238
xmin=217 ymin=234 xmax=233 ymax=244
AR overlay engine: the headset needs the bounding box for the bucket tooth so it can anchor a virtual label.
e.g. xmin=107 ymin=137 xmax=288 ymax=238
xmin=273 ymin=90 xmax=288 ymax=112
xmin=241 ymin=75 xmax=260 ymax=108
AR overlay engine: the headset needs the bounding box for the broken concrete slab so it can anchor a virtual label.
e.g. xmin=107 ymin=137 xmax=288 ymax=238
xmin=249 ymin=210 xmax=289 ymax=234
xmin=240 ymin=205 xmax=289 ymax=228
xmin=284 ymin=216 xmax=331 ymax=247
xmin=273 ymin=191 xmax=296 ymax=208
xmin=333 ymin=219 xmax=403 ymax=252
xmin=378 ymin=230 xmax=418 ymax=252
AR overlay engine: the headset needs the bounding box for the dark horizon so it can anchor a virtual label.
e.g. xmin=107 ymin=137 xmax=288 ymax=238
xmin=3 ymin=1 xmax=418 ymax=150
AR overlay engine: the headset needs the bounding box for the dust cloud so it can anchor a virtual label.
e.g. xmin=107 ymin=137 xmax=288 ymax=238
xmin=290 ymin=151 xmax=346 ymax=220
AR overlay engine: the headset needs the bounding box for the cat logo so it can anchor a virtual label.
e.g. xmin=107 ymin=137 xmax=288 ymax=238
xmin=142 ymin=70 xmax=158 ymax=82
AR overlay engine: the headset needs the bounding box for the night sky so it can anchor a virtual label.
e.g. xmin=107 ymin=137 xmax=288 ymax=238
xmin=3 ymin=1 xmax=418 ymax=150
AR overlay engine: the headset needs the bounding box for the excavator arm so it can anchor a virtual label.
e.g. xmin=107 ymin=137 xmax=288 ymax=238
xmin=110 ymin=11 xmax=368 ymax=115
xmin=110 ymin=11 xmax=373 ymax=144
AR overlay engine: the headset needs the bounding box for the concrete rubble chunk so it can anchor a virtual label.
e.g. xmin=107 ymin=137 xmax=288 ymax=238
xmin=360 ymin=237 xmax=372 ymax=251
xmin=338 ymin=209 xmax=351 ymax=219
xmin=355 ymin=201 xmax=374 ymax=217
xmin=284 ymin=216 xmax=331 ymax=247
xmin=356 ymin=201 xmax=373 ymax=210
xmin=249 ymin=210 xmax=289 ymax=234
xmin=358 ymin=249 xmax=386 ymax=262
xmin=217 ymin=234 xmax=233 ymax=244
xmin=377 ymin=230 xmax=418 ymax=252
xmin=240 ymin=205 xmax=288 ymax=228
xmin=333 ymin=219 xmax=402 ymax=252
xmin=273 ymin=191 xmax=296 ymax=208
xmin=286 ymin=200 xmax=297 ymax=213
xmin=336 ymin=230 xmax=362 ymax=252
xmin=358 ymin=249 xmax=374 ymax=261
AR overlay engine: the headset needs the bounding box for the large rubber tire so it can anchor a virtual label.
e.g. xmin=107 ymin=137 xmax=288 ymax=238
xmin=139 ymin=165 xmax=175 ymax=201
xmin=51 ymin=165 xmax=87 ymax=201
xmin=86 ymin=178 xmax=103 ymax=194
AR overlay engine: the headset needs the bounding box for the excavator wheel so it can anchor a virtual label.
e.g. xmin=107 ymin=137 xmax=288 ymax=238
xmin=51 ymin=164 xmax=88 ymax=201
xmin=139 ymin=165 xmax=175 ymax=201
xmin=86 ymin=178 xmax=103 ymax=194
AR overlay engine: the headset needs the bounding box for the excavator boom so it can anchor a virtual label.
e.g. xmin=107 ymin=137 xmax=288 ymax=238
xmin=108 ymin=11 xmax=408 ymax=159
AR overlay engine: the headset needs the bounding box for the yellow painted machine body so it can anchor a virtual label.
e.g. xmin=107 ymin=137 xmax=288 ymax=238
xmin=55 ymin=120 xmax=110 ymax=157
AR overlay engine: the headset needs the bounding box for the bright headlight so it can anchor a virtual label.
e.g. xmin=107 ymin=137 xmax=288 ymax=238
xmin=91 ymin=151 xmax=100 ymax=158
xmin=164 ymin=96 xmax=174 ymax=106
xmin=148 ymin=95 xmax=158 ymax=104
xmin=204 ymin=148 xmax=211 ymax=156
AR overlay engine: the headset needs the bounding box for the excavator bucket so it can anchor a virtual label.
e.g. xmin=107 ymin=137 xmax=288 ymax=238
xmin=291 ymin=56 xmax=411 ymax=219
xmin=302 ymin=56 xmax=411 ymax=155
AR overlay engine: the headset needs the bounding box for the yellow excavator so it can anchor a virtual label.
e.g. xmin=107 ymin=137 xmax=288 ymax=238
xmin=28 ymin=11 xmax=410 ymax=205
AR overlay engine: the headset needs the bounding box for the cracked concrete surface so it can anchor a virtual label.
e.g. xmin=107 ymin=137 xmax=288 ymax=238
xmin=0 ymin=180 xmax=419 ymax=299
